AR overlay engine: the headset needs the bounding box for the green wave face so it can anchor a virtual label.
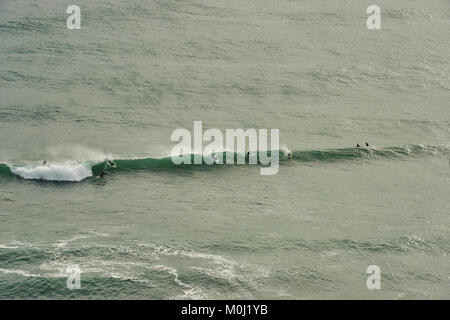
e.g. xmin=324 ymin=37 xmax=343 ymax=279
xmin=0 ymin=163 xmax=12 ymax=175
xmin=291 ymin=145 xmax=450 ymax=162
xmin=2 ymin=144 xmax=449 ymax=182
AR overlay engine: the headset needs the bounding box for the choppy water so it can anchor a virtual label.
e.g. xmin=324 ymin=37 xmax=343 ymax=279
xmin=0 ymin=0 xmax=449 ymax=299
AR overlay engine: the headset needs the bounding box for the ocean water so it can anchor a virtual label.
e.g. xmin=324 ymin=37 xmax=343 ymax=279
xmin=0 ymin=0 xmax=449 ymax=299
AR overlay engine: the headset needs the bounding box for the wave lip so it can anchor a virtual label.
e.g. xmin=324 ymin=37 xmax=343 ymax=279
xmin=10 ymin=163 xmax=93 ymax=182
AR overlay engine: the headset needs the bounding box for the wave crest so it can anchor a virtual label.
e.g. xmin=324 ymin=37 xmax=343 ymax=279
xmin=10 ymin=163 xmax=93 ymax=182
xmin=1 ymin=144 xmax=448 ymax=182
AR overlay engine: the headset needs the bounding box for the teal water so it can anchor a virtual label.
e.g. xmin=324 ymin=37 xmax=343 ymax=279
xmin=0 ymin=0 xmax=449 ymax=299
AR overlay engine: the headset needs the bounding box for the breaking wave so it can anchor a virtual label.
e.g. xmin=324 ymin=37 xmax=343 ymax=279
xmin=4 ymin=162 xmax=93 ymax=182
xmin=0 ymin=144 xmax=448 ymax=182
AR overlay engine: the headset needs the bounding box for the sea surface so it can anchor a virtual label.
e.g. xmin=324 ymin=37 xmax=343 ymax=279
xmin=0 ymin=0 xmax=449 ymax=299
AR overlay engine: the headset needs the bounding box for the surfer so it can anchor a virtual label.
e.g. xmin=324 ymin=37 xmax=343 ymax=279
xmin=287 ymin=151 xmax=292 ymax=159
xmin=107 ymin=160 xmax=116 ymax=168
xmin=356 ymin=144 xmax=361 ymax=148
xmin=100 ymin=171 xmax=107 ymax=178
xmin=43 ymin=160 xmax=47 ymax=165
xmin=365 ymin=142 xmax=369 ymax=147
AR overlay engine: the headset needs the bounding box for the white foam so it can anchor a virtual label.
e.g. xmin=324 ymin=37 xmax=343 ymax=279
xmin=53 ymin=234 xmax=91 ymax=248
xmin=0 ymin=244 xmax=19 ymax=249
xmin=0 ymin=268 xmax=41 ymax=278
xmin=10 ymin=162 xmax=92 ymax=181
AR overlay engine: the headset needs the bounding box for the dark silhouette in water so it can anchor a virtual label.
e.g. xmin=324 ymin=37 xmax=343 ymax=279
xmin=100 ymin=171 xmax=107 ymax=178
xmin=356 ymin=144 xmax=361 ymax=148
xmin=42 ymin=160 xmax=46 ymax=165
xmin=107 ymin=160 xmax=116 ymax=167
xmin=365 ymin=142 xmax=369 ymax=147
xmin=287 ymin=151 xmax=292 ymax=158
